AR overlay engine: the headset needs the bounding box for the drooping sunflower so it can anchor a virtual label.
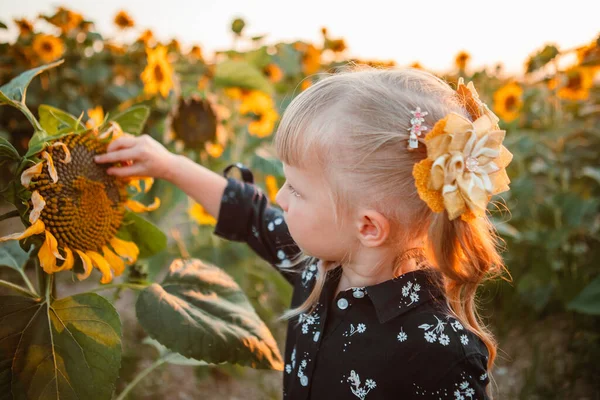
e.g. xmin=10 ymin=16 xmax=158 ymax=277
xmin=141 ymin=45 xmax=174 ymax=98
xmin=551 ymin=66 xmax=596 ymax=101
xmin=32 ymin=34 xmax=65 ymax=63
xmin=45 ymin=7 xmax=83 ymax=34
xmin=493 ymin=82 xmax=523 ymax=123
xmin=1 ymin=125 xmax=159 ymax=284
xmin=239 ymin=90 xmax=279 ymax=138
xmin=14 ymin=18 xmax=34 ymax=36
xmin=455 ymin=51 xmax=471 ymax=70
xmin=170 ymin=94 xmax=229 ymax=155
xmin=114 ymin=10 xmax=135 ymax=29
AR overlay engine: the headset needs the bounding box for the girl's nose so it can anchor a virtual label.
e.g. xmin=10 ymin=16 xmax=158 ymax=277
xmin=275 ymin=188 xmax=288 ymax=211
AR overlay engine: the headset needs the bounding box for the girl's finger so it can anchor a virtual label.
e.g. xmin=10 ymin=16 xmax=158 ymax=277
xmin=106 ymin=162 xmax=147 ymax=177
xmin=106 ymin=134 xmax=138 ymax=153
xmin=94 ymin=148 xmax=138 ymax=164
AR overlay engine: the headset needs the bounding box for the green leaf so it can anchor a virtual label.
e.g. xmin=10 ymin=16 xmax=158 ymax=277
xmin=0 ymin=60 xmax=64 ymax=105
xmin=116 ymin=211 xmax=167 ymax=259
xmin=0 ymin=137 xmax=20 ymax=161
xmin=250 ymin=152 xmax=284 ymax=177
xmin=38 ymin=104 xmax=85 ymax=135
xmin=0 ymin=241 xmax=30 ymax=272
xmin=0 ymin=293 xmax=122 ymax=400
xmin=142 ymin=337 xmax=212 ymax=366
xmin=214 ymin=60 xmax=273 ymax=94
xmin=24 ymin=130 xmax=78 ymax=158
xmin=0 ymin=21 xmax=7 ymax=30
xmin=567 ymin=276 xmax=600 ymax=315
xmin=136 ymin=258 xmax=284 ymax=370
xmin=107 ymin=105 xmax=150 ymax=135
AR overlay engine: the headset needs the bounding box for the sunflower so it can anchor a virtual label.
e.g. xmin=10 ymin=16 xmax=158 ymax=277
xmin=14 ymin=18 xmax=34 ymax=36
xmin=265 ymin=175 xmax=279 ymax=203
xmin=455 ymin=51 xmax=470 ymax=70
xmin=264 ymin=63 xmax=283 ymax=83
xmin=114 ymin=10 xmax=135 ymax=29
xmin=86 ymin=106 xmax=105 ymax=128
xmin=551 ymin=67 xmax=596 ymax=101
xmin=295 ymin=43 xmax=321 ymax=75
xmin=32 ymin=34 xmax=65 ymax=63
xmin=0 ymin=126 xmax=159 ymax=283
xmin=300 ymin=79 xmax=312 ymax=91
xmin=493 ymin=82 xmax=523 ymax=123
xmin=189 ymin=201 xmax=216 ymax=226
xmin=189 ymin=45 xmax=203 ymax=60
xmin=46 ymin=7 xmax=83 ymax=34
xmin=239 ymin=91 xmax=279 ymax=138
xmin=138 ymin=29 xmax=155 ymax=47
xmin=410 ymin=62 xmax=423 ymax=69
xmin=141 ymin=45 xmax=174 ymax=98
xmin=171 ymin=94 xmax=229 ymax=152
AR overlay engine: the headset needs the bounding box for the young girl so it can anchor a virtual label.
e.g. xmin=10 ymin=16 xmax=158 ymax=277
xmin=95 ymin=66 xmax=512 ymax=399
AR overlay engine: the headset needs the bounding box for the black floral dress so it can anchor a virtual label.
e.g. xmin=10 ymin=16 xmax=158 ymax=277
xmin=213 ymin=163 xmax=491 ymax=400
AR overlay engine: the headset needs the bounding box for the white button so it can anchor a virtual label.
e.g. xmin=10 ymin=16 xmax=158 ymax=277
xmin=300 ymin=375 xmax=309 ymax=386
xmin=353 ymin=290 xmax=364 ymax=299
xmin=337 ymin=298 xmax=349 ymax=310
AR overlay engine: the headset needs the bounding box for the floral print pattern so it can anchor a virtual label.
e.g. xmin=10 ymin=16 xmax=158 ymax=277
xmin=346 ymin=370 xmax=377 ymax=399
xmin=399 ymin=279 xmax=421 ymax=307
xmin=342 ymin=323 xmax=367 ymax=351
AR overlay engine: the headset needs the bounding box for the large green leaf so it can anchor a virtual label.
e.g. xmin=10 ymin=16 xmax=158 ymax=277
xmin=107 ymin=105 xmax=150 ymax=135
xmin=116 ymin=211 xmax=167 ymax=259
xmin=0 ymin=137 xmax=19 ymax=161
xmin=0 ymin=293 xmax=122 ymax=400
xmin=567 ymin=276 xmax=600 ymax=315
xmin=38 ymin=105 xmax=85 ymax=135
xmin=136 ymin=258 xmax=283 ymax=370
xmin=214 ymin=60 xmax=273 ymax=94
xmin=0 ymin=241 xmax=30 ymax=272
xmin=0 ymin=60 xmax=64 ymax=105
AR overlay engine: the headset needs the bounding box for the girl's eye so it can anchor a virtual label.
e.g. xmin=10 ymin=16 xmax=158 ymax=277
xmin=287 ymin=183 xmax=300 ymax=197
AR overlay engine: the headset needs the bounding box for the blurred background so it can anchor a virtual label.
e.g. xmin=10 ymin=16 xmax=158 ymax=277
xmin=0 ymin=1 xmax=599 ymax=399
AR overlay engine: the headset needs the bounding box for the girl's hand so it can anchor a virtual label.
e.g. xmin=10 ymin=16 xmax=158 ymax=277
xmin=94 ymin=133 xmax=178 ymax=181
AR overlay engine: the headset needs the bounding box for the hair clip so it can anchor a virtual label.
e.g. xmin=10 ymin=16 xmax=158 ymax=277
xmin=407 ymin=107 xmax=429 ymax=149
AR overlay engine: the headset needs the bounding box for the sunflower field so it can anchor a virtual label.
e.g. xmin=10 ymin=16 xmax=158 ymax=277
xmin=0 ymin=6 xmax=599 ymax=400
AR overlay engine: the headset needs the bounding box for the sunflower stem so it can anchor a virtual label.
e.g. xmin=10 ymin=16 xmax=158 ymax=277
xmin=18 ymin=268 xmax=38 ymax=296
xmin=0 ymin=279 xmax=39 ymax=298
xmin=86 ymin=283 xmax=148 ymax=294
xmin=0 ymin=210 xmax=20 ymax=222
xmin=15 ymin=102 xmax=43 ymax=133
xmin=115 ymin=357 xmax=167 ymax=400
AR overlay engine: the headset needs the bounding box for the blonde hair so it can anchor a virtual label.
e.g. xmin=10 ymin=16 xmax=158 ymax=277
xmin=272 ymin=65 xmax=508 ymax=383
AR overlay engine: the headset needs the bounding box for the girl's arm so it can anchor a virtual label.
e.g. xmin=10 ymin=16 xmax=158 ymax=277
xmin=94 ymin=134 xmax=302 ymax=284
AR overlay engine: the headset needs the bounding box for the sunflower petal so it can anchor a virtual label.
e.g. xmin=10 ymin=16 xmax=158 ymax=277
xmin=21 ymin=161 xmax=44 ymax=187
xmin=50 ymin=142 xmax=72 ymax=164
xmin=55 ymin=246 xmax=75 ymax=272
xmin=102 ymin=245 xmax=126 ymax=276
xmin=41 ymin=151 xmax=58 ymax=183
xmin=29 ymin=191 xmax=46 ymax=224
xmin=129 ymin=177 xmax=154 ymax=194
xmin=38 ymin=229 xmax=63 ymax=274
xmin=86 ymin=251 xmax=113 ymax=284
xmin=110 ymin=237 xmax=139 ymax=264
xmin=75 ymin=249 xmax=93 ymax=281
xmin=0 ymin=219 xmax=45 ymax=242
xmin=126 ymin=197 xmax=160 ymax=212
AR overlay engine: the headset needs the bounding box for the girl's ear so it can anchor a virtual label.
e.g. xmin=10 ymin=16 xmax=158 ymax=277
xmin=355 ymin=210 xmax=390 ymax=248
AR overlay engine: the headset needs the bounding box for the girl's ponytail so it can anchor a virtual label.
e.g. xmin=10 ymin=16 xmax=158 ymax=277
xmin=428 ymin=211 xmax=507 ymax=371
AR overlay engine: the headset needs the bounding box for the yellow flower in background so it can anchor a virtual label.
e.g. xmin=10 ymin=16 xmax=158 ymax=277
xmin=189 ymin=202 xmax=216 ymax=226
xmin=47 ymin=7 xmax=83 ymax=34
xmin=239 ymin=90 xmax=279 ymax=138
xmin=493 ymin=82 xmax=523 ymax=123
xmin=0 ymin=126 xmax=160 ymax=284
xmin=32 ymin=34 xmax=65 ymax=63
xmin=455 ymin=51 xmax=471 ymax=70
xmin=265 ymin=175 xmax=280 ymax=203
xmin=410 ymin=62 xmax=423 ymax=69
xmin=114 ymin=10 xmax=135 ymax=29
xmin=264 ymin=63 xmax=284 ymax=83
xmin=141 ymin=45 xmax=174 ymax=98
xmin=189 ymin=45 xmax=203 ymax=60
xmin=86 ymin=106 xmax=105 ymax=128
xmin=300 ymin=79 xmax=312 ymax=91
xmin=295 ymin=43 xmax=321 ymax=75
xmin=551 ymin=67 xmax=596 ymax=101
xmin=14 ymin=18 xmax=34 ymax=36
xmin=138 ymin=29 xmax=155 ymax=46
xmin=205 ymin=142 xmax=224 ymax=158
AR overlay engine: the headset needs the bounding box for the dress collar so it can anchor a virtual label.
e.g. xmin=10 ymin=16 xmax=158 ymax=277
xmin=325 ymin=265 xmax=447 ymax=324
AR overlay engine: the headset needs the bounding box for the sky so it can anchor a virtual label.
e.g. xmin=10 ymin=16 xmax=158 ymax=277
xmin=1 ymin=0 xmax=599 ymax=74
